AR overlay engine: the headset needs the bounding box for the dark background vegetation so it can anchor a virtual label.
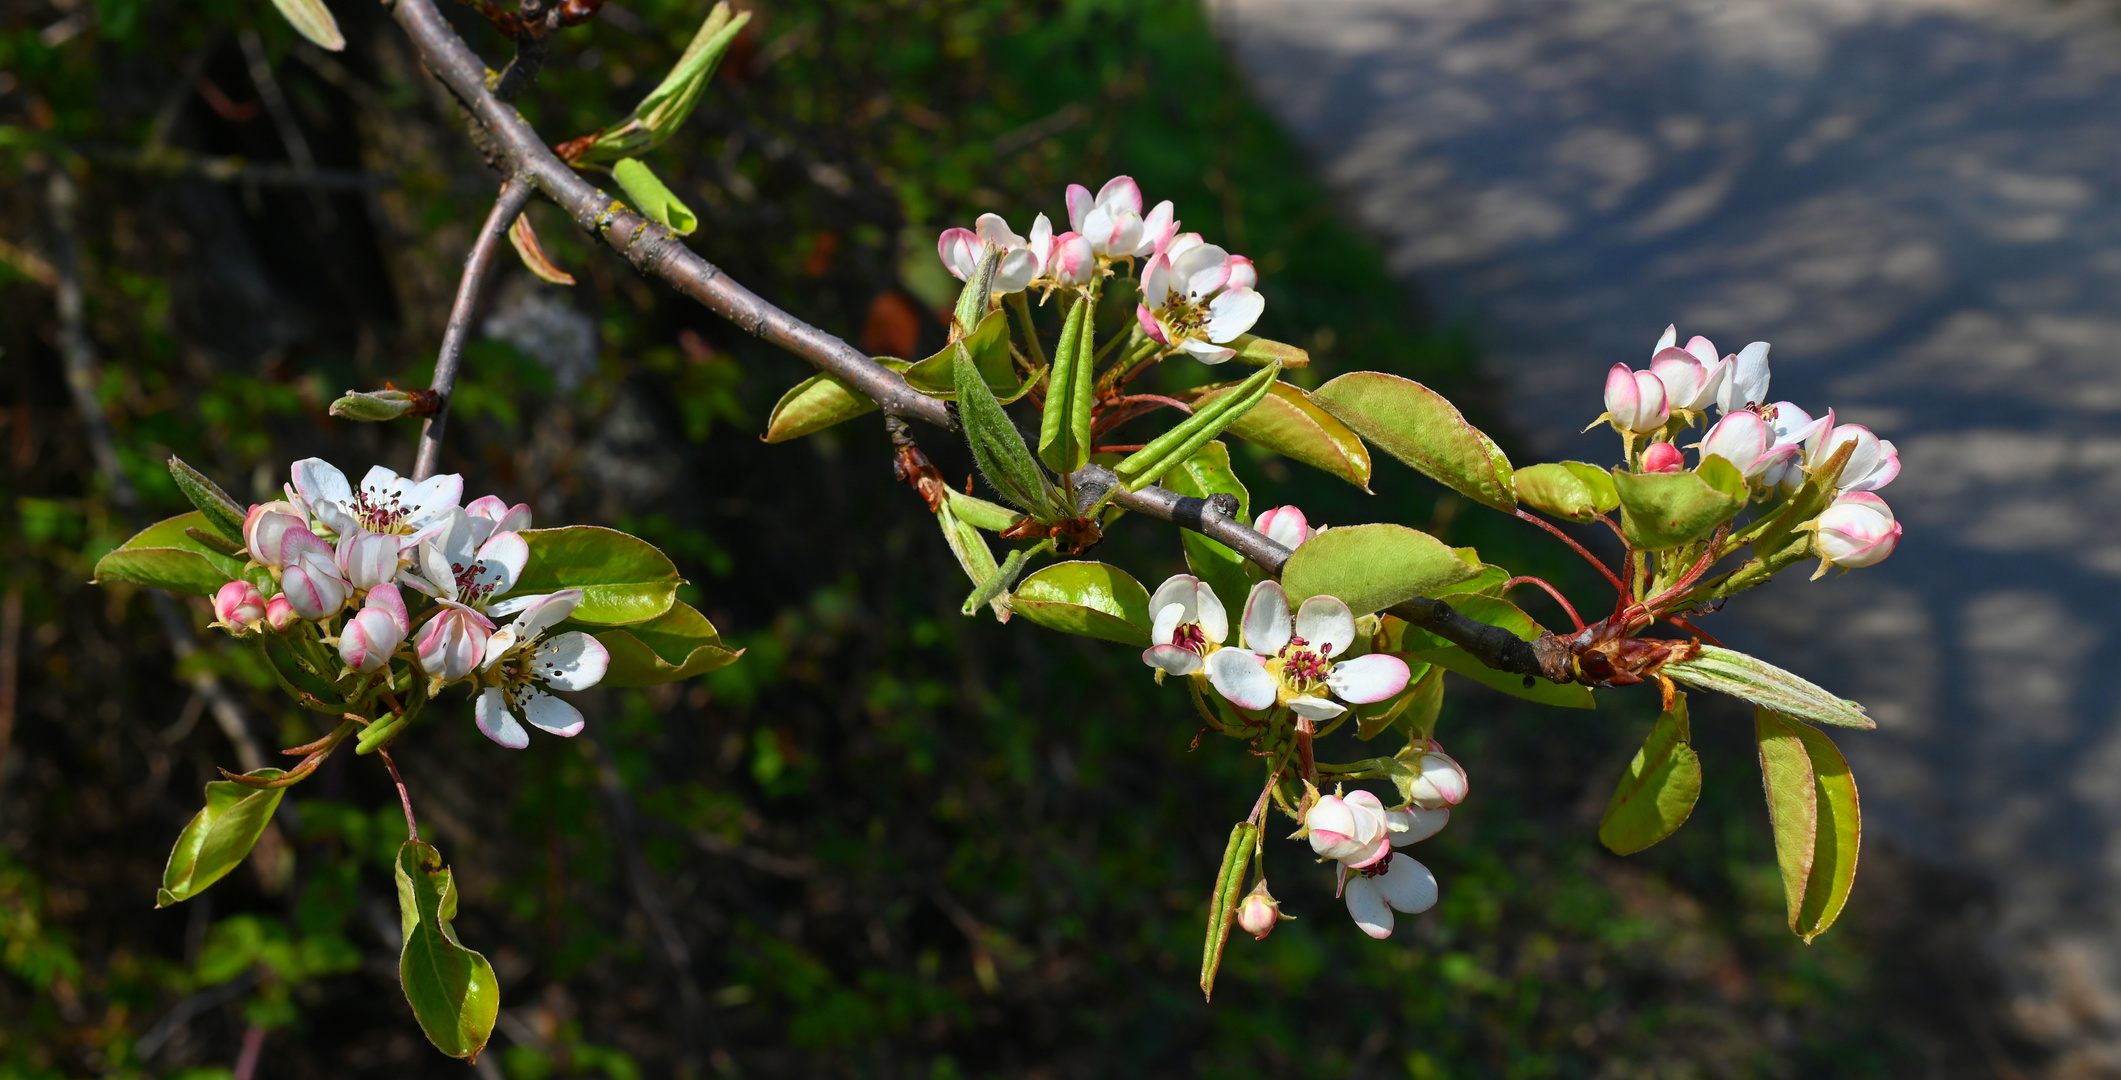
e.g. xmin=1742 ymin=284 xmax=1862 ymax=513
xmin=0 ymin=0 xmax=2029 ymax=1075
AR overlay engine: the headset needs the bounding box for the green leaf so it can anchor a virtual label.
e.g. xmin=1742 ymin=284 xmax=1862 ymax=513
xmin=1194 ymin=380 xmax=1371 ymax=490
xmin=1222 ymin=334 xmax=1310 ymax=368
xmin=904 ymin=310 xmax=1027 ymax=398
xmin=1356 ymin=661 xmax=1441 ymax=741
xmin=1310 ymin=371 xmax=1515 ymax=511
xmin=943 ymin=488 xmax=1022 ymax=532
xmin=396 ymin=840 xmax=500 ymax=1060
xmin=1200 ymin=821 xmax=1258 ymax=1002
xmin=573 ymin=3 xmax=749 ymax=163
xmin=1612 ymin=459 xmax=1745 ymax=550
xmin=1009 ymin=561 xmax=1153 ymax=646
xmin=1389 ymin=595 xmax=1596 ymax=709
xmin=1280 ymin=523 xmax=1478 ymax=617
xmin=1434 ymin=547 xmax=1509 ymax=598
xmin=1754 ymin=710 xmax=1861 ymax=942
xmin=1599 ymin=692 xmax=1702 ymax=854
xmin=1514 ymin=462 xmax=1619 ymax=523
xmin=1114 ymin=361 xmax=1281 ymax=490
xmin=157 ymin=770 xmax=288 ymax=907
xmin=954 ymin=338 xmax=1069 ymax=521
xmin=185 ymin=527 xmax=248 ymax=558
xmin=93 ymin=512 xmax=241 ymax=595
xmin=1160 ymin=440 xmax=1252 ymax=619
xmin=514 ymin=527 xmax=681 ymax=625
xmin=612 ymin=158 xmax=698 ymax=235
xmin=962 ymin=545 xmax=1038 ymax=618
xmin=952 ymin=246 xmax=1001 ymax=339
xmin=1037 ymin=295 xmax=1097 ymax=475
xmin=269 ymin=0 xmax=345 ymax=50
xmin=591 ymin=602 xmax=743 ymax=686
xmin=168 ymin=457 xmax=247 ymax=542
xmin=763 ymin=368 xmax=889 ymax=444
xmin=1664 ymin=644 xmax=1872 ymax=729
xmin=936 ymin=497 xmax=1010 ymax=620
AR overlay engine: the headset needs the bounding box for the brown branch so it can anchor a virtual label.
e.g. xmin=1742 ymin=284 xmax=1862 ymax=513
xmin=413 ymin=174 xmax=536 ymax=481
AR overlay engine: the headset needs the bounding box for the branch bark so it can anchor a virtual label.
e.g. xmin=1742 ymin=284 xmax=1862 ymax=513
xmin=412 ymin=174 xmax=536 ymax=482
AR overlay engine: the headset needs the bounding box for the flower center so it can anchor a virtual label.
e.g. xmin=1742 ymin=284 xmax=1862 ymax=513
xmin=1356 ymin=850 xmax=1392 ymax=878
xmin=1274 ymin=635 xmax=1333 ymax=690
xmin=452 ymin=561 xmax=500 ymax=605
xmin=354 ymin=489 xmax=415 ymax=534
xmin=1171 ymin=622 xmax=1208 ymax=654
xmin=1157 ymin=297 xmax=1209 ymax=341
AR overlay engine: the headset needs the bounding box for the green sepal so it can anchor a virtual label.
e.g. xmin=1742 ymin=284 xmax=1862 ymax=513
xmin=612 ymin=158 xmax=698 ymax=235
xmin=168 ymin=456 xmax=248 ymax=542
xmin=513 ymin=526 xmax=681 ymax=625
xmin=591 ymin=601 xmax=743 ymax=686
xmin=157 ymin=769 xmax=287 ymax=907
xmin=1613 ymin=457 xmax=1746 ymax=550
xmin=1598 ymin=692 xmax=1702 ymax=854
xmin=396 ymin=839 xmax=500 ymax=1060
xmin=1008 ymin=561 xmax=1153 ymax=646
xmin=1199 ymin=821 xmax=1259 ymax=1002
xmin=1310 ymin=371 xmax=1515 ymax=511
xmin=1037 ymin=294 xmax=1095 ymax=474
xmin=1114 ymin=361 xmax=1281 ymax=490
xmin=953 ymin=335 xmax=1070 ymax=521
xmin=1754 ymin=710 xmax=1861 ymax=943
xmin=93 ymin=511 xmax=241 ymax=596
xmin=1280 ymin=523 xmax=1478 ymax=617
xmin=1514 ymin=461 xmax=1619 ymax=523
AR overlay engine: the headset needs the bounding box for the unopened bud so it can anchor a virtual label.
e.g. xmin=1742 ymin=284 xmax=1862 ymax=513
xmin=212 ymin=581 xmax=267 ymax=634
xmin=1402 ymin=752 xmax=1469 ymax=810
xmin=328 ymin=387 xmax=440 ymax=422
xmin=265 ymin=595 xmax=299 ymax=633
xmin=1236 ymin=881 xmax=1283 ymax=940
xmin=1641 ymin=442 xmax=1684 ymax=473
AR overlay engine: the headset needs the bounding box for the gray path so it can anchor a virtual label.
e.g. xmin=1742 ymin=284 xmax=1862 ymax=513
xmin=1220 ymin=0 xmax=2121 ymax=1069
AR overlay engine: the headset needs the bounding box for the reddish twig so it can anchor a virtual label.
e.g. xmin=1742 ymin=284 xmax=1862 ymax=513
xmin=378 ymin=746 xmax=420 ymax=842
xmin=1511 ymin=508 xmax=1626 ymax=594
xmin=1499 ymin=575 xmax=1586 ymax=632
xmin=1664 ymin=615 xmax=1725 ymax=648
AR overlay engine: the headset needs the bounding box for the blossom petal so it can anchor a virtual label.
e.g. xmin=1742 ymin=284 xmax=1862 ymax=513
xmin=1375 ymin=856 xmax=1439 ymax=914
xmin=1343 ymin=877 xmax=1394 ymax=939
xmin=511 ymin=589 xmax=582 ymax=641
xmin=521 ymin=688 xmax=586 ymax=737
xmin=1204 ymin=648 xmax=1277 ymax=710
xmin=1172 ymin=242 xmax=1229 ymax=291
xmin=475 ymin=688 xmax=529 ymax=749
xmin=402 ymin=473 xmax=463 ymax=525
xmin=1140 ymin=254 xmax=1172 ymax=306
xmin=1385 ymin=807 xmax=1449 ymax=846
xmin=1327 ymin=654 xmax=1411 ymax=704
xmin=1094 ymin=175 xmax=1141 ymax=217
xmin=1178 ymin=339 xmax=1236 ymax=363
xmin=1240 ymin=581 xmax=1291 ymax=654
xmin=1201 ymin=287 xmax=1264 ymax=344
xmin=1653 ymin=324 xmax=1677 ymax=354
xmin=1342 ymin=830 xmax=1391 ymax=870
xmin=1293 ymin=595 xmax=1356 ymax=658
xmin=1148 ymin=575 xmax=1200 ymax=626
xmin=1064 ymin=184 xmax=1093 ymax=233
xmin=1151 ymin=602 xmax=1187 ymax=648
xmin=536 ymin=631 xmax=609 ymax=691
xmin=1142 ymin=644 xmax=1203 ymax=676
xmin=1286 ymin=695 xmax=1345 ymax=721
xmin=290 ymin=458 xmax=352 ymax=515
xmin=475 ymin=530 xmax=530 ymax=596
xmin=1192 ymin=581 xmax=1229 ymax=644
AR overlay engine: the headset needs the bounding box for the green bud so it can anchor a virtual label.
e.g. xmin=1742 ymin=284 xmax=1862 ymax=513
xmin=329 ymin=388 xmax=436 ymax=423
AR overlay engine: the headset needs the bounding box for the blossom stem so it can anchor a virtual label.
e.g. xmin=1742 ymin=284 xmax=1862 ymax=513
xmin=378 ymin=746 xmax=420 ymax=842
xmin=1664 ymin=615 xmax=1725 ymax=647
xmin=1294 ymin=714 xmax=1316 ymax=787
xmin=414 ymin=173 xmax=537 ymax=482
xmin=1499 ymin=575 xmax=1586 ymax=632
xmin=1006 ymin=291 xmax=1046 ymax=371
xmin=1510 ymin=509 xmax=1625 ymax=595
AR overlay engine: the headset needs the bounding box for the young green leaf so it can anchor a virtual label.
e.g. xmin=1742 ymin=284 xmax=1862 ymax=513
xmin=157 ymin=770 xmax=288 ymax=907
xmin=1612 ymin=460 xmax=1745 ymax=549
xmin=612 ymin=158 xmax=698 ymax=235
xmin=962 ymin=544 xmax=1041 ymax=617
xmin=270 ymin=0 xmax=345 ymax=50
xmin=1009 ymin=561 xmax=1153 ymax=646
xmin=1280 ymin=523 xmax=1478 ymax=617
xmin=944 ymin=488 xmax=1023 ymax=533
xmin=1037 ymin=294 xmax=1095 ymax=474
xmin=1221 ymin=333 xmax=1310 ymax=368
xmin=1310 ymin=371 xmax=1515 ymax=510
xmin=570 ymin=3 xmax=750 ymax=163
xmin=954 ymin=338 xmax=1069 ymax=520
xmin=184 ymin=527 xmax=248 ymax=558
xmin=513 ymin=527 xmax=681 ymax=625
xmin=1194 ymin=380 xmax=1371 ymax=490
xmin=1160 ymin=440 xmax=1252 ymax=618
xmin=936 ymin=496 xmax=1010 ymax=620
xmin=1390 ymin=594 xmax=1596 ymax=709
xmin=953 ymin=247 xmax=1001 ymax=340
xmin=765 ymin=359 xmax=915 ymax=443
xmin=904 ymin=310 xmax=1024 ymax=398
xmin=396 ymin=840 xmax=500 ymax=1060
xmin=508 ymin=213 xmax=577 ymax=286
xmin=1755 ymin=710 xmax=1863 ymax=942
xmin=1664 ymin=645 xmax=1872 ymax=729
xmin=93 ymin=512 xmax=241 ymax=596
xmin=1199 ymin=821 xmax=1258 ymax=1002
xmin=1514 ymin=462 xmax=1619 ymax=523
xmin=1599 ymin=692 xmax=1702 ymax=854
xmin=168 ymin=456 xmax=247 ymax=542
xmin=1114 ymin=361 xmax=1281 ymax=490
xmin=591 ymin=602 xmax=744 ymax=686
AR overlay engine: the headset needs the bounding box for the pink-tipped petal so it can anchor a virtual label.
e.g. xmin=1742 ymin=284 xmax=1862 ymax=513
xmin=1240 ymin=580 xmax=1292 ymax=655
xmin=1204 ymin=648 xmax=1277 ymax=711
xmin=1327 ymin=654 xmax=1411 ymax=704
xmin=1344 ymin=877 xmax=1394 ymax=939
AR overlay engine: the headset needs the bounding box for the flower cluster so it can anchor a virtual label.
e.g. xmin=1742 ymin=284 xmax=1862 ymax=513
xmin=216 ymin=459 xmax=608 ymax=748
xmin=935 ymin=175 xmax=1266 ymax=361
xmin=1602 ymin=326 xmax=1903 ymax=574
xmin=1301 ymin=754 xmax=1467 ymax=939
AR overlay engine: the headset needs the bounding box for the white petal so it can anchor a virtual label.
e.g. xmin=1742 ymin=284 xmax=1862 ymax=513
xmin=1148 ymin=575 xmax=1200 ymax=627
xmin=1141 ymin=644 xmax=1203 ymax=676
xmin=992 ymin=248 xmax=1038 ymax=294
xmin=1202 ymin=288 xmax=1264 ymax=343
xmin=1293 ymin=595 xmax=1356 ymax=658
xmin=1204 ymin=649 xmax=1277 ymax=710
xmin=1344 ymin=877 xmax=1394 ymax=939
xmin=1241 ymin=581 xmax=1291 ymax=654
xmin=536 ymin=632 xmax=609 ymax=691
xmin=481 ymin=627 xmax=518 ymax=671
xmin=510 ymin=589 xmax=582 ymax=640
xmin=1683 ymin=334 xmax=1718 ymax=369
xmin=290 ymin=458 xmax=352 ymax=511
xmin=1172 ymin=242 xmax=1227 ymax=284
xmin=1653 ymin=324 xmax=1677 ymax=354
xmin=1287 ymin=695 xmax=1346 ymax=721
xmin=1385 ymin=807 xmax=1449 ymax=846
xmin=1178 ymin=340 xmax=1236 ymax=363
xmin=485 ymin=592 xmax=541 ymax=618
xmin=1141 ymin=255 xmax=1173 ymax=306
xmin=1192 ymin=582 xmax=1229 ymax=644
xmin=1094 ymin=175 xmax=1141 ymax=217
xmin=475 ymin=531 xmax=529 ymax=595
xmin=521 ymin=689 xmax=586 ymax=737
xmin=1327 ymin=654 xmax=1411 ymax=704
xmin=475 ymin=688 xmax=529 ymax=749
xmin=402 ymin=473 xmax=465 ymax=525
xmin=1375 ymin=856 xmax=1439 ymax=914
xmin=1151 ymin=602 xmax=1187 ymax=648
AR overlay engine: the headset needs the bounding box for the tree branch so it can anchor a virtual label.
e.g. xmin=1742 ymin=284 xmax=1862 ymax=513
xmin=412 ymin=174 xmax=536 ymax=482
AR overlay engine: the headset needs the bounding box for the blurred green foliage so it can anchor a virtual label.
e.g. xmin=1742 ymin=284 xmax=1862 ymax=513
xmin=0 ymin=0 xmax=2015 ymax=1076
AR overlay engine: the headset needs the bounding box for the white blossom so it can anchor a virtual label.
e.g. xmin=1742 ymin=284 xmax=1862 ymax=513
xmin=1204 ymin=582 xmax=1409 ymax=720
xmin=473 ymin=590 xmax=610 ymax=749
xmin=1141 ymin=574 xmax=1228 ymax=677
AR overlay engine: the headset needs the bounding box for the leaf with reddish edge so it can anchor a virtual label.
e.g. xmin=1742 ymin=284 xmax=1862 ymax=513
xmin=1599 ymin=692 xmax=1701 ymax=854
xmin=1009 ymin=561 xmax=1153 ymax=646
xmin=1310 ymin=371 xmax=1515 ymax=510
xmin=1190 ymin=380 xmax=1371 ymax=491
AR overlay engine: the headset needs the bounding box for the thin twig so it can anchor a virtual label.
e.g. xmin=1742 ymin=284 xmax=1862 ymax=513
xmin=1512 ymin=508 xmax=1626 ymax=594
xmin=412 ymin=174 xmax=536 ymax=481
xmin=378 ymin=746 xmax=419 ymax=841
xmin=237 ymin=28 xmax=335 ymax=229
xmin=1499 ymin=575 xmax=1585 ymax=632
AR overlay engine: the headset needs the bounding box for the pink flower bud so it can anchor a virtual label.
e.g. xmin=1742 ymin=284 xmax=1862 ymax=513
xmin=1807 ymin=423 xmax=1900 ymax=493
xmin=1236 ymin=881 xmax=1282 ymax=940
xmin=1813 ymin=492 xmax=1901 ymax=572
xmin=1403 ymin=752 xmax=1469 ymax=810
xmin=279 ymin=527 xmax=349 ymax=621
xmin=212 ymin=581 xmax=267 ymax=633
xmin=1254 ymin=505 xmax=1317 ymax=550
xmin=338 ymin=602 xmax=405 ymax=672
xmin=1603 ymin=364 xmax=1669 ymax=435
xmin=1640 ymin=442 xmax=1684 ymax=473
xmin=1648 ymin=348 xmax=1717 ymax=413
xmin=265 ymin=595 xmax=298 ymax=632
xmin=1307 ymin=789 xmax=1388 ymax=866
xmin=1046 ymin=232 xmax=1094 ymax=287
xmin=936 ymin=227 xmax=981 ymax=281
xmin=243 ymin=502 xmax=304 ymax=566
xmin=414 ymin=600 xmax=494 ymax=684
xmin=335 ymin=529 xmax=402 ymax=592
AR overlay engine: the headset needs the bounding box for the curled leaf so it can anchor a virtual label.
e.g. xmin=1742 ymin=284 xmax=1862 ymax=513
xmin=396 ymin=840 xmax=500 ymax=1060
xmin=1192 ymin=380 xmax=1370 ymax=491
xmin=1200 ymin=821 xmax=1258 ymax=1001
xmin=158 ymin=770 xmax=288 ymax=907
xmin=93 ymin=512 xmax=240 ymax=596
xmin=592 ymin=601 xmax=743 ymax=686
xmin=612 ymin=158 xmax=698 ymax=235
xmin=168 ymin=456 xmax=248 ymax=542
xmin=1664 ymin=645 xmax=1872 ymax=729
xmin=1114 ymin=361 xmax=1280 ymax=490
xmin=1754 ymin=710 xmax=1861 ymax=942
xmin=508 ymin=214 xmax=576 ymax=286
